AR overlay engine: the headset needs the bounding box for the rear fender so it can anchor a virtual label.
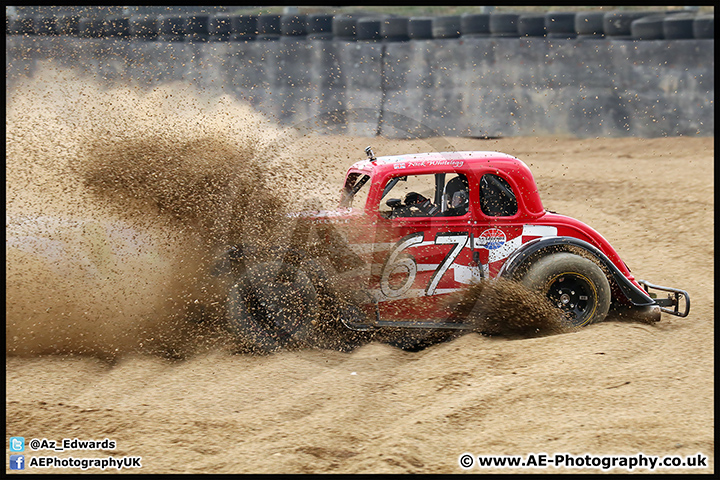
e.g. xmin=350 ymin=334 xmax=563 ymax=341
xmin=497 ymin=236 xmax=655 ymax=307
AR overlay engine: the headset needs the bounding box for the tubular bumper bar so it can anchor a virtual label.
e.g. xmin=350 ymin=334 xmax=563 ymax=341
xmin=637 ymin=280 xmax=690 ymax=317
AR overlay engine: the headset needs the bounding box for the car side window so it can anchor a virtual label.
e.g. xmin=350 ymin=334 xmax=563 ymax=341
xmin=379 ymin=174 xmax=437 ymax=218
xmin=379 ymin=173 xmax=470 ymax=219
xmin=439 ymin=174 xmax=469 ymax=217
xmin=480 ymin=173 xmax=518 ymax=217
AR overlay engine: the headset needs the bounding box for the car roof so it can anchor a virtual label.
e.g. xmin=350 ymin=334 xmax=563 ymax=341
xmin=347 ymin=151 xmax=545 ymax=216
xmin=349 ymin=151 xmax=525 ymax=176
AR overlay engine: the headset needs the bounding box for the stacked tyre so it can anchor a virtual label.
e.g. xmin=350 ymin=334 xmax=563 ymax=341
xmin=693 ymin=14 xmax=713 ymax=39
xmin=460 ymin=13 xmax=490 ymax=37
xmin=34 ymin=16 xmax=58 ymax=36
xmin=518 ymin=14 xmax=546 ymax=37
xmin=545 ymin=11 xmax=576 ymax=38
xmin=280 ymin=13 xmax=307 ymax=37
xmin=208 ymin=14 xmax=232 ymax=41
xmin=104 ymin=16 xmax=130 ymax=38
xmin=575 ymin=12 xmax=605 ymax=38
xmin=432 ymin=15 xmax=461 ymax=39
xmin=489 ymin=13 xmax=520 ymax=37
xmin=356 ymin=17 xmax=382 ymax=41
xmin=185 ymin=14 xmax=210 ymax=42
xmin=231 ymin=15 xmax=256 ymax=41
xmin=381 ymin=17 xmax=409 ymax=42
xmin=129 ymin=15 xmax=157 ymax=40
xmin=407 ymin=17 xmax=433 ymax=39
xmin=256 ymin=14 xmax=280 ymax=41
xmin=306 ymin=13 xmax=333 ymax=40
xmin=157 ymin=15 xmax=184 ymax=42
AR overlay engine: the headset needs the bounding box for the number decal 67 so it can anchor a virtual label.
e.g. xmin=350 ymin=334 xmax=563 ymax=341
xmin=380 ymin=232 xmax=469 ymax=298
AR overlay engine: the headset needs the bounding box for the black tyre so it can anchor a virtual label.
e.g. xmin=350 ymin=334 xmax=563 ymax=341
xmin=57 ymin=15 xmax=81 ymax=36
xmin=432 ymin=15 xmax=461 ymax=39
xmin=185 ymin=14 xmax=210 ymax=42
xmin=603 ymin=11 xmax=663 ymax=38
xmin=575 ymin=12 xmax=605 ymax=37
xmin=256 ymin=14 xmax=281 ymax=40
xmin=209 ymin=14 xmax=232 ymax=41
xmin=306 ymin=13 xmax=333 ymax=35
xmin=79 ymin=17 xmax=105 ymax=38
xmin=520 ymin=253 xmax=611 ymax=327
xmin=356 ymin=18 xmax=382 ymax=41
xmin=34 ymin=16 xmax=57 ymax=36
xmin=19 ymin=16 xmax=36 ymax=35
xmin=518 ymin=14 xmax=546 ymax=37
xmin=381 ymin=17 xmax=409 ymax=42
xmin=8 ymin=17 xmax=34 ymax=36
xmin=663 ymin=13 xmax=696 ymax=40
xmin=280 ymin=13 xmax=307 ymax=36
xmin=230 ymin=14 xmax=257 ymax=41
xmin=461 ymin=13 xmax=490 ymax=36
xmin=227 ymin=260 xmax=319 ymax=353
xmin=489 ymin=13 xmax=520 ymax=37
xmin=310 ymin=279 xmax=375 ymax=352
xmin=129 ymin=15 xmax=157 ymax=39
xmin=383 ymin=329 xmax=455 ymax=352
xmin=631 ymin=15 xmax=666 ymax=40
xmin=157 ymin=15 xmax=184 ymax=42
xmin=332 ymin=15 xmax=358 ymax=40
xmin=545 ymin=11 xmax=577 ymax=38
xmin=105 ymin=16 xmax=130 ymax=38
xmin=693 ymin=14 xmax=714 ymax=39
xmin=407 ymin=17 xmax=433 ymax=39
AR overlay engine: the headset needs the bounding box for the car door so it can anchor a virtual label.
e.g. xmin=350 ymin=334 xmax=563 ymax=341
xmin=373 ymin=171 xmax=480 ymax=322
xmin=472 ymin=171 xmax=533 ymax=278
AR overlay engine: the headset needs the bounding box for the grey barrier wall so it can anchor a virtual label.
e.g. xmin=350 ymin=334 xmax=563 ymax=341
xmin=6 ymin=35 xmax=714 ymax=138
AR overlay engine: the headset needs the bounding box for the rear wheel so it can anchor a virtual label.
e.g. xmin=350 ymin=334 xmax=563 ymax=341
xmin=520 ymin=252 xmax=611 ymax=327
xmin=226 ymin=251 xmax=373 ymax=353
xmin=227 ymin=260 xmax=319 ymax=353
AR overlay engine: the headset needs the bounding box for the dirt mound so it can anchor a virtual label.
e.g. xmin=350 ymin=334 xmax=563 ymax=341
xmin=447 ymin=278 xmax=571 ymax=337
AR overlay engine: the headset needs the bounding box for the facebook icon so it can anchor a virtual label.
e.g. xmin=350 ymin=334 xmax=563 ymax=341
xmin=10 ymin=455 xmax=25 ymax=470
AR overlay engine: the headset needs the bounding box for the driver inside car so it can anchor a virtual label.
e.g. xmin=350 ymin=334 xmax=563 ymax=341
xmin=443 ymin=175 xmax=469 ymax=216
xmin=403 ymin=192 xmax=439 ymax=216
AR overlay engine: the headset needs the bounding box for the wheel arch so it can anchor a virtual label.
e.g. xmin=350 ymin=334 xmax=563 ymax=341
xmin=497 ymin=236 xmax=655 ymax=308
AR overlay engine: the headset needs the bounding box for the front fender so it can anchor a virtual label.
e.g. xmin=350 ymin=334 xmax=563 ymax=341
xmin=497 ymin=236 xmax=655 ymax=307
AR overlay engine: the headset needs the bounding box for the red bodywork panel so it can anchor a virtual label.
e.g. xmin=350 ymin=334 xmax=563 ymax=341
xmin=304 ymin=151 xmax=639 ymax=323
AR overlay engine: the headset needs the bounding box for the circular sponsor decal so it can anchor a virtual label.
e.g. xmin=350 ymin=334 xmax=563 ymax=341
xmin=478 ymin=228 xmax=506 ymax=250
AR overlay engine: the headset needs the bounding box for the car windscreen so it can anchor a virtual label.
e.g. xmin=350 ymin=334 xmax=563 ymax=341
xmin=339 ymin=172 xmax=371 ymax=208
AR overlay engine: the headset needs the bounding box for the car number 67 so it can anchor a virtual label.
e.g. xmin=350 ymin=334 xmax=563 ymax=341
xmin=380 ymin=232 xmax=470 ymax=298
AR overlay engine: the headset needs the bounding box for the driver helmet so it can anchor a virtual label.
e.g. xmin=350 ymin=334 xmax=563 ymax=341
xmin=450 ymin=189 xmax=468 ymax=208
xmin=445 ymin=175 xmax=469 ymax=210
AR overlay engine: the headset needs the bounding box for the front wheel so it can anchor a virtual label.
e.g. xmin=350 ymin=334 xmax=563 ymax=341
xmin=519 ymin=252 xmax=611 ymax=327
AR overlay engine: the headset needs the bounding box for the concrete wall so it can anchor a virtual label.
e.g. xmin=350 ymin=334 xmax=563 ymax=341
xmin=6 ymin=35 xmax=714 ymax=138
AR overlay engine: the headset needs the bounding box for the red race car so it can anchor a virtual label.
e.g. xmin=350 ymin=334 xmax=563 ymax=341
xmin=223 ymin=148 xmax=690 ymax=352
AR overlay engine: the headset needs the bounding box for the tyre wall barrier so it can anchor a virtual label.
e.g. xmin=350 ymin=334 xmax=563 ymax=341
xmin=8 ymin=11 xmax=713 ymax=44
xmin=6 ymin=11 xmax=714 ymax=138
